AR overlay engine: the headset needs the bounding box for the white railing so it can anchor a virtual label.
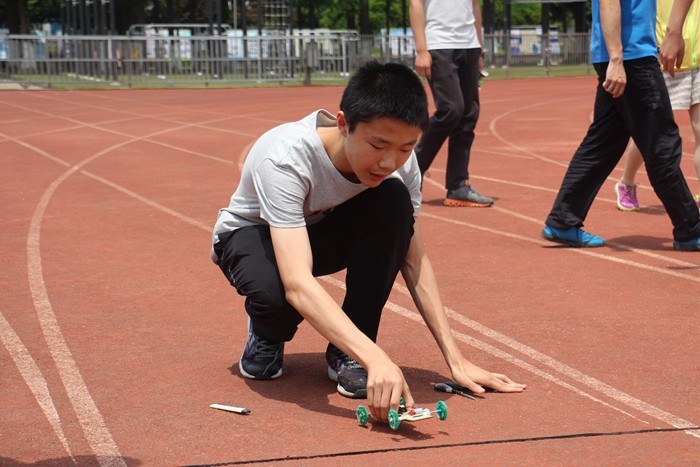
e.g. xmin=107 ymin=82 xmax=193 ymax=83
xmin=0 ymin=32 xmax=591 ymax=88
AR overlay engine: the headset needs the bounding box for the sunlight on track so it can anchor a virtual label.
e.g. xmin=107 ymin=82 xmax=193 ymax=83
xmin=3 ymin=98 xmax=242 ymax=464
xmin=321 ymin=276 xmax=699 ymax=436
xmin=423 ymin=176 xmax=700 ymax=275
xmin=3 ymin=86 xmax=698 ymax=465
xmin=45 ymin=163 xmax=700 ymax=438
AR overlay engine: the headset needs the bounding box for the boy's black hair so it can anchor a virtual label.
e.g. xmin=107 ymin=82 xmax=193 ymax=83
xmin=339 ymin=61 xmax=429 ymax=133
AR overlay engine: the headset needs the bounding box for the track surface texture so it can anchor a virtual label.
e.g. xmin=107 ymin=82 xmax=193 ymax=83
xmin=1 ymin=77 xmax=698 ymax=466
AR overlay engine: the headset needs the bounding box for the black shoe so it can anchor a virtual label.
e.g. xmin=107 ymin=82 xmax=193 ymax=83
xmin=239 ymin=320 xmax=284 ymax=380
xmin=326 ymin=344 xmax=367 ymax=399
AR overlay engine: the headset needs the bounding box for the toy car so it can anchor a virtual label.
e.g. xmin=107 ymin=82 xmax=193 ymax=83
xmin=356 ymin=398 xmax=447 ymax=430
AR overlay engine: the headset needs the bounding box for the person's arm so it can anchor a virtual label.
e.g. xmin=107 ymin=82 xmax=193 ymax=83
xmin=472 ymin=0 xmax=485 ymax=71
xmin=599 ymin=0 xmax=626 ymax=98
xmin=400 ymin=222 xmax=527 ymax=394
xmin=269 ymin=226 xmax=413 ymax=422
xmin=409 ymin=0 xmax=432 ymax=78
xmin=659 ymin=0 xmax=694 ymax=77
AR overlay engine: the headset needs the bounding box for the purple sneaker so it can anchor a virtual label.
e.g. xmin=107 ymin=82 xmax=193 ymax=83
xmin=615 ymin=182 xmax=639 ymax=211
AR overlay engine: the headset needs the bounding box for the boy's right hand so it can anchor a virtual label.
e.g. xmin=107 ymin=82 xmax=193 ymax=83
xmin=365 ymin=360 xmax=414 ymax=423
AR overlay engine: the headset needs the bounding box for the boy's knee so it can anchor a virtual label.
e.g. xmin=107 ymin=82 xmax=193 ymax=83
xmin=370 ymin=179 xmax=414 ymax=227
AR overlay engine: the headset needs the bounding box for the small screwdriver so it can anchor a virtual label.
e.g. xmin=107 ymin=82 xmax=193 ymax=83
xmin=434 ymin=381 xmax=477 ymax=400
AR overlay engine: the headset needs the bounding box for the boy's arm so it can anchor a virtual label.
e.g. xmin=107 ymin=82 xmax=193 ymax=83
xmin=409 ymin=0 xmax=432 ymax=78
xmin=659 ymin=0 xmax=694 ymax=76
xmin=599 ymin=0 xmax=626 ymax=98
xmin=269 ymin=225 xmax=413 ymax=421
xmin=400 ymin=222 xmax=527 ymax=394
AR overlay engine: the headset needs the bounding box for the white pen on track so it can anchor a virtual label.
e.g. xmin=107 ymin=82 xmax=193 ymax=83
xmin=210 ymin=403 xmax=251 ymax=415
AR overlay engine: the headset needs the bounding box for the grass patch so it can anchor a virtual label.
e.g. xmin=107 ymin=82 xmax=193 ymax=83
xmin=6 ymin=64 xmax=595 ymax=90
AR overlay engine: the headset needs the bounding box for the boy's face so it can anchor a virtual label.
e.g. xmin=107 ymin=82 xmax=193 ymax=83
xmin=338 ymin=113 xmax=421 ymax=188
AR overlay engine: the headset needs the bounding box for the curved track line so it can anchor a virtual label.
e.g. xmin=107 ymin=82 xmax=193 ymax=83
xmin=27 ymin=155 xmax=126 ymax=466
xmin=61 ymin=163 xmax=693 ymax=428
xmin=423 ymin=176 xmax=699 ymax=272
xmin=53 ymin=91 xmax=694 ymax=435
xmin=27 ymin=161 xmax=126 ymax=466
xmin=488 ymin=96 xmax=585 ymax=167
xmin=0 ymin=311 xmax=74 ymax=460
xmin=15 ymin=113 xmax=238 ymax=464
xmin=6 ymin=88 xmax=697 ymax=461
xmin=486 ymin=95 xmax=699 ymax=215
xmin=420 ymin=210 xmax=699 ymax=280
xmin=45 ymin=162 xmax=698 ymax=434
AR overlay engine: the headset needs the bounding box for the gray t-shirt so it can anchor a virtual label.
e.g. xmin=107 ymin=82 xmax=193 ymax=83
xmin=211 ymin=109 xmax=422 ymax=263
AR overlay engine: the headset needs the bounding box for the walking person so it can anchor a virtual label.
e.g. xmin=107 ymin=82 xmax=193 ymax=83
xmin=409 ymin=0 xmax=493 ymax=207
xmin=541 ymin=0 xmax=700 ymax=251
xmin=614 ymin=0 xmax=700 ymax=211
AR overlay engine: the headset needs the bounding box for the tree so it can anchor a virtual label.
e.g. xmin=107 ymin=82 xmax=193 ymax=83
xmin=2 ymin=0 xmax=590 ymax=36
xmin=2 ymin=0 xmax=31 ymax=33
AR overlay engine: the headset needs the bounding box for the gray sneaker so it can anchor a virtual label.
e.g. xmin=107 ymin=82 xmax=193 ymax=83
xmin=326 ymin=344 xmax=367 ymax=399
xmin=444 ymin=184 xmax=494 ymax=207
xmin=239 ymin=320 xmax=284 ymax=380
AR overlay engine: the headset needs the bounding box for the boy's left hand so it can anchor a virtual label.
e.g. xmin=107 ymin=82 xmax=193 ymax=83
xmin=451 ymin=360 xmax=527 ymax=394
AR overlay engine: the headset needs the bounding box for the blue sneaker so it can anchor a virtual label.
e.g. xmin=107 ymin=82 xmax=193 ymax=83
xmin=673 ymin=236 xmax=700 ymax=251
xmin=541 ymin=225 xmax=605 ymax=248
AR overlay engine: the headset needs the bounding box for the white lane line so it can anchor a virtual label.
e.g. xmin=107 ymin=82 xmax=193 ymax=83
xmin=419 ymin=211 xmax=700 ymax=282
xmin=394 ymin=279 xmax=699 ymax=435
xmin=81 ymin=170 xmax=212 ymax=231
xmin=27 ymin=164 xmax=127 ymax=467
xmin=425 ymin=172 xmax=698 ymax=270
xmin=78 ymin=119 xmax=700 ymax=437
xmin=11 ymin=111 xmax=237 ymax=464
xmin=436 ymin=303 xmax=700 ymax=435
xmin=320 ymin=277 xmax=646 ymax=423
xmin=9 ymin=89 xmax=698 ymax=455
xmin=0 ymin=311 xmax=75 ymax=459
xmin=69 ymin=172 xmax=698 ymax=434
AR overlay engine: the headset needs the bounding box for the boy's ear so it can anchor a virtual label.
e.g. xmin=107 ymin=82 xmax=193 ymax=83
xmin=336 ymin=111 xmax=349 ymax=136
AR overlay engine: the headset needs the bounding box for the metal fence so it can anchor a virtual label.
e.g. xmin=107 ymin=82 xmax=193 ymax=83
xmin=0 ymin=31 xmax=591 ymax=88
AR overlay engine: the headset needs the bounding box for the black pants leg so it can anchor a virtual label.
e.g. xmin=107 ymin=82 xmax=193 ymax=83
xmin=215 ymin=179 xmax=415 ymax=342
xmin=415 ymin=48 xmax=481 ymax=191
xmin=546 ymin=57 xmax=700 ymax=241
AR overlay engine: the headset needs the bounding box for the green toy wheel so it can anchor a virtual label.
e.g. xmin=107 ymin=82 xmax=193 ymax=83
xmin=436 ymin=400 xmax=448 ymax=421
xmin=356 ymin=405 xmax=369 ymax=426
xmin=388 ymin=408 xmax=400 ymax=430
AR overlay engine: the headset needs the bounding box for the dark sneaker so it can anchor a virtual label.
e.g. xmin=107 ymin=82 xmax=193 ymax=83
xmin=673 ymin=236 xmax=700 ymax=251
xmin=444 ymin=184 xmax=494 ymax=207
xmin=541 ymin=225 xmax=605 ymax=248
xmin=239 ymin=320 xmax=284 ymax=380
xmin=326 ymin=344 xmax=367 ymax=399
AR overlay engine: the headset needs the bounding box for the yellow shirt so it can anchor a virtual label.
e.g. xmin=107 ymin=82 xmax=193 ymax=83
xmin=656 ymin=0 xmax=700 ymax=71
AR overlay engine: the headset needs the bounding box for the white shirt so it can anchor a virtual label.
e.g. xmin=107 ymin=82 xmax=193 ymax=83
xmin=424 ymin=0 xmax=480 ymax=50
